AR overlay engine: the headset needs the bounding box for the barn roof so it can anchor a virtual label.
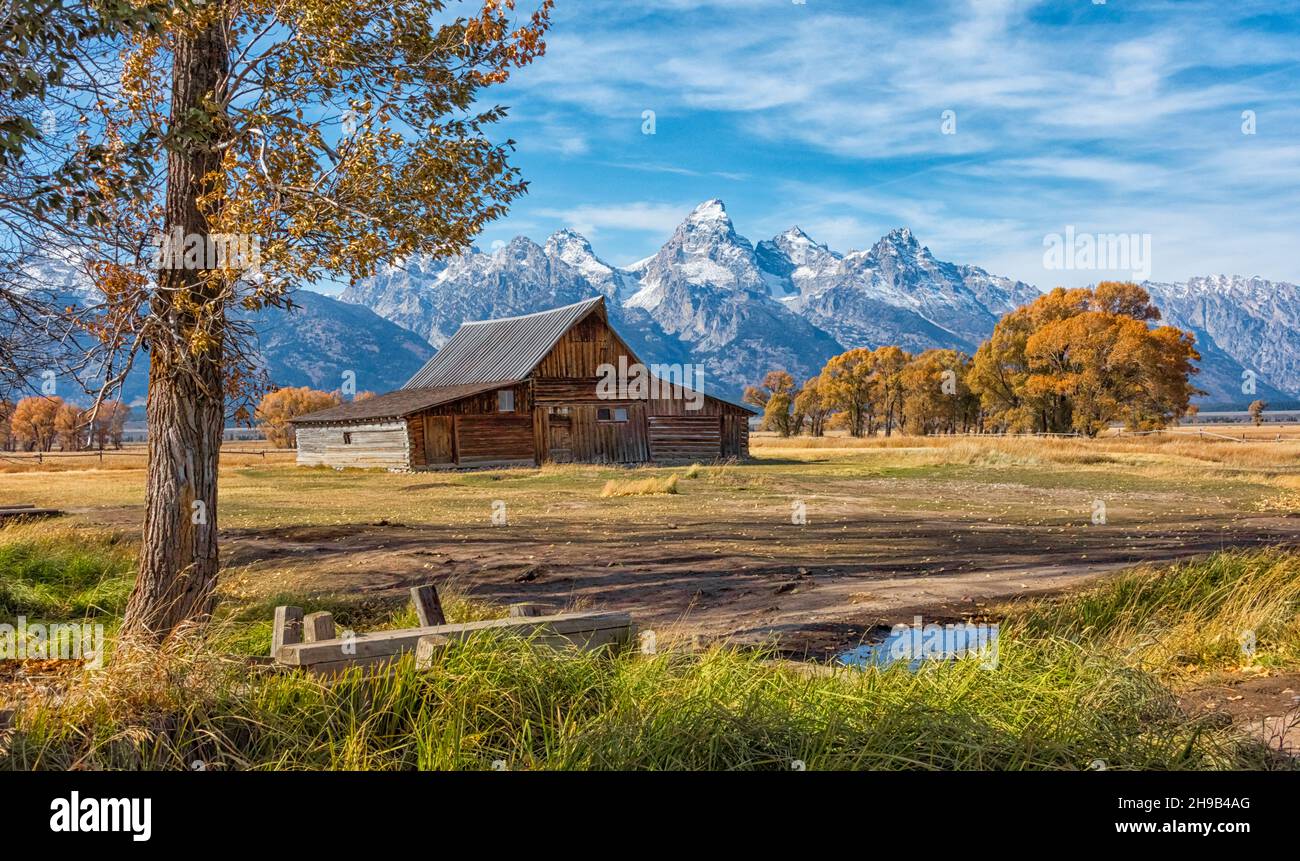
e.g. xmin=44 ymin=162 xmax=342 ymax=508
xmin=289 ymin=381 xmax=513 ymax=425
xmin=403 ymin=296 xmax=605 ymax=388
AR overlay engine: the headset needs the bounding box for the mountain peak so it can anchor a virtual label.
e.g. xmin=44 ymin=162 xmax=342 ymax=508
xmin=686 ymin=198 xmax=730 ymax=224
xmin=882 ymin=226 xmax=919 ymax=248
xmin=545 ymin=228 xmax=594 ymax=253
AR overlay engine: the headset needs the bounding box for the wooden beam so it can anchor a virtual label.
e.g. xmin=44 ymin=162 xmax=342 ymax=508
xmin=414 ymin=633 xmax=451 ymax=668
xmin=410 ymin=584 xmax=446 ymax=627
xmin=275 ymin=611 xmax=633 ymax=667
xmin=271 ymin=606 xmax=304 ymax=657
xmin=303 ymin=611 xmax=336 ymax=643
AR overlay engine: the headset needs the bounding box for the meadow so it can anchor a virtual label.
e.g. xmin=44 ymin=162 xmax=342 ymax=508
xmin=1 ymin=430 xmax=1298 ymax=769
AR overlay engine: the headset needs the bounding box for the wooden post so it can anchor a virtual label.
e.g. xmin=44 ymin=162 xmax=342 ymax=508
xmin=410 ymin=584 xmax=446 ymax=626
xmin=414 ymin=633 xmax=451 ymax=669
xmin=303 ymin=611 xmax=336 ymax=643
xmin=271 ymin=606 xmax=304 ymax=656
xmin=508 ymin=602 xmax=546 ymax=618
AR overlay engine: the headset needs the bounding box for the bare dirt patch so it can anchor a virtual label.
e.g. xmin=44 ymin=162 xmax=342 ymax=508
xmin=217 ymin=507 xmax=1300 ymax=657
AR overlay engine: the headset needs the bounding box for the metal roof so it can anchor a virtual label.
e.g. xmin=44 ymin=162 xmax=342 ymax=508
xmin=403 ymin=296 xmax=605 ymax=388
xmin=289 ymin=381 xmax=514 ymax=424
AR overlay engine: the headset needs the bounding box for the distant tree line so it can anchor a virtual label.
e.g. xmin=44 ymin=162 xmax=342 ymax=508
xmin=0 ymin=397 xmax=130 ymax=451
xmin=746 ymin=282 xmax=1203 ymax=438
xmin=254 ymin=387 xmax=375 ymax=448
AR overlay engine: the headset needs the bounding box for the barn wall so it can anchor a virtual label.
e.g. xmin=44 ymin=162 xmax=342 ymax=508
xmin=647 ymin=415 xmax=724 ymax=462
xmin=455 ymin=414 xmax=537 ymax=467
xmin=296 ymin=421 xmax=411 ymax=470
xmin=537 ymin=402 xmax=650 ymax=464
xmin=533 ymin=313 xmax=627 ymax=378
xmin=422 ymin=383 xmax=532 ymax=416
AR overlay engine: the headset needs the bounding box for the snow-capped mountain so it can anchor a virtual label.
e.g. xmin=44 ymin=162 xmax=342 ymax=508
xmin=337 ymin=200 xmax=1298 ymax=405
xmin=10 ymin=258 xmax=433 ymax=410
xmin=1142 ymin=276 xmax=1300 ymax=407
xmin=19 ymin=201 xmax=1293 ymax=410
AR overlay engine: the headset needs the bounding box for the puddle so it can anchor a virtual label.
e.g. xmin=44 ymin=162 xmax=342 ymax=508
xmin=837 ymin=619 xmax=999 ymax=670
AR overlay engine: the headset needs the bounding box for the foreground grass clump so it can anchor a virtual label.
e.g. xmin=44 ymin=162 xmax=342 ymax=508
xmin=600 ymin=474 xmax=679 ymax=498
xmin=1009 ymin=550 xmax=1300 ymax=673
xmin=0 ymin=523 xmax=134 ymax=619
xmin=0 ymin=632 xmax=1260 ymax=771
xmin=3 ymin=544 xmax=1298 ymax=771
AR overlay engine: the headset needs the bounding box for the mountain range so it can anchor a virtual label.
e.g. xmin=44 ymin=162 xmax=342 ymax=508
xmin=342 ymin=199 xmax=1297 ymax=408
xmin=14 ymin=200 xmax=1297 ymax=411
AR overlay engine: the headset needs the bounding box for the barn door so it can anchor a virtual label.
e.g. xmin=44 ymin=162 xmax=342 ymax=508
xmin=423 ymin=416 xmax=454 ymax=464
xmin=547 ymin=412 xmax=573 ymax=463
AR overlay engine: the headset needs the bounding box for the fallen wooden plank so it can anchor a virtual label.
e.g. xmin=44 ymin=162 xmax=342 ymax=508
xmin=275 ymin=611 xmax=633 ymax=666
xmin=0 ymin=507 xmax=63 ymax=520
xmin=410 ymin=584 xmax=446 ymax=626
xmin=414 ymin=634 xmax=451 ymax=667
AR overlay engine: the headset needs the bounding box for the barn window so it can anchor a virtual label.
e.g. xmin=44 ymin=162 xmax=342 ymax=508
xmin=597 ymin=407 xmax=628 ymax=423
xmin=597 ymin=407 xmax=611 ymax=421
xmin=497 ymin=390 xmax=515 ymax=412
xmin=342 ymin=432 xmax=353 ymax=444
xmin=614 ymin=408 xmax=629 ymax=422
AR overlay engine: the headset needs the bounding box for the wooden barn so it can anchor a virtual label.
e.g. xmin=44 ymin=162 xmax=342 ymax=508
xmin=290 ymin=297 xmax=755 ymax=470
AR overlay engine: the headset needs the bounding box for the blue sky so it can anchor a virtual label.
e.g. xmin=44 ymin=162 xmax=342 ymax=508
xmin=340 ymin=0 xmax=1300 ymax=291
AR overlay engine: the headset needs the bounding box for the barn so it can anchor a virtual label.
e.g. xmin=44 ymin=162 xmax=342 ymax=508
xmin=290 ymin=297 xmax=755 ymax=470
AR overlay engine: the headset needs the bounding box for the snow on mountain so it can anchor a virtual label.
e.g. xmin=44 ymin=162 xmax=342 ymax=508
xmin=335 ymin=201 xmax=1299 ymax=404
xmin=21 ymin=204 xmax=1293 ymax=411
xmin=11 ymin=256 xmax=432 ymax=410
xmin=1143 ymin=275 xmax=1300 ymax=402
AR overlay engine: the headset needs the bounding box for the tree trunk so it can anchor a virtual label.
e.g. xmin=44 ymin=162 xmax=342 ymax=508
xmin=120 ymin=21 xmax=230 ymax=642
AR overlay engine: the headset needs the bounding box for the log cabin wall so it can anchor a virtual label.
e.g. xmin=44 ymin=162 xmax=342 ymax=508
xmin=408 ymin=382 xmax=536 ymax=469
xmin=296 ymin=421 xmax=411 ymax=470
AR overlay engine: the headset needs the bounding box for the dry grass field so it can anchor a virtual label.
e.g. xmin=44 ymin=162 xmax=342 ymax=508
xmin=4 ymin=429 xmax=1300 ymax=770
xmin=2 ymin=428 xmax=1297 ymax=655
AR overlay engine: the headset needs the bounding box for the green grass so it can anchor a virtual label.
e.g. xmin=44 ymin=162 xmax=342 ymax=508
xmin=3 ymin=544 xmax=1299 ymax=770
xmin=0 ymin=523 xmax=134 ymax=620
xmin=1008 ymin=550 xmax=1300 ymax=673
xmin=2 ymin=629 xmax=1265 ymax=771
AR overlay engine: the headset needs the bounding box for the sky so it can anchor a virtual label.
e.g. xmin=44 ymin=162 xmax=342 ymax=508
xmin=400 ymin=0 xmax=1300 ymax=294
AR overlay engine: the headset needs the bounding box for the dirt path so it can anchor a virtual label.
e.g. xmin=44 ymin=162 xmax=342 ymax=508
xmin=217 ymin=508 xmax=1300 ymax=657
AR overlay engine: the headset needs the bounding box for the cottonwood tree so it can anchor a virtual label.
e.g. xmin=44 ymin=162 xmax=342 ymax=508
xmin=41 ymin=0 xmax=554 ymax=640
xmin=743 ymin=370 xmax=799 ymax=436
xmin=792 ymin=374 xmax=830 ymax=437
xmin=1 ymin=1 xmax=165 ymax=393
xmin=900 ymin=349 xmax=976 ymax=435
xmin=254 ymin=386 xmax=339 ymax=448
xmin=971 ymin=282 xmax=1200 ymax=435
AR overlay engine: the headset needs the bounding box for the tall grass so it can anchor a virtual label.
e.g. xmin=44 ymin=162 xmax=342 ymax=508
xmin=1010 ymin=550 xmax=1300 ymax=673
xmin=1 ymin=630 xmax=1261 ymax=771
xmin=7 ymin=549 xmax=1300 ymax=770
xmin=0 ymin=523 xmax=134 ymax=619
xmin=3 ymin=526 xmax=1297 ymax=770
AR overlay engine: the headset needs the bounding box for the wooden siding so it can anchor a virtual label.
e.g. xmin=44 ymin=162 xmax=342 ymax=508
xmin=647 ymin=415 xmax=724 ymax=462
xmin=537 ymin=403 xmax=650 ymax=464
xmin=296 ymin=421 xmax=410 ymax=470
xmin=421 ymin=382 xmax=532 ymax=416
xmin=455 ymin=414 xmax=537 ymax=466
xmin=532 ymin=314 xmax=626 ymax=378
xmin=722 ymin=414 xmax=749 ymax=458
